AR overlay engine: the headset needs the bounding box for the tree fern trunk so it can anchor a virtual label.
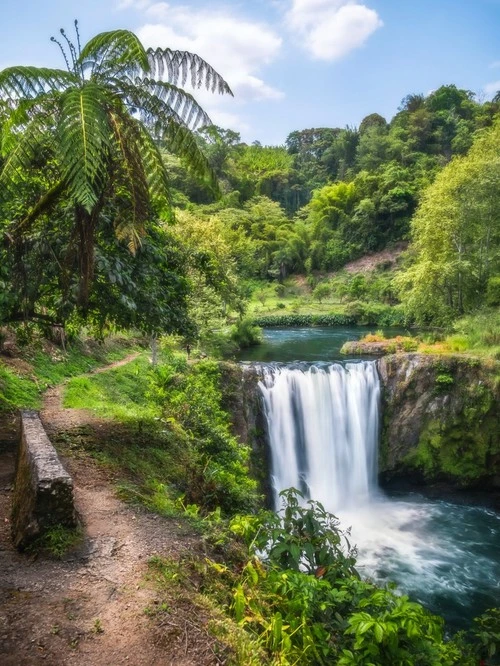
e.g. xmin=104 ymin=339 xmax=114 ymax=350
xmin=75 ymin=205 xmax=98 ymax=309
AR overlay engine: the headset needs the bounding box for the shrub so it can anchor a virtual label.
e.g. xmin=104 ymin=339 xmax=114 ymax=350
xmin=213 ymin=490 xmax=486 ymax=665
xmin=230 ymin=318 xmax=263 ymax=349
xmin=486 ymin=276 xmax=500 ymax=306
xmin=312 ymin=282 xmax=332 ymax=303
xmin=274 ymin=284 xmax=286 ymax=297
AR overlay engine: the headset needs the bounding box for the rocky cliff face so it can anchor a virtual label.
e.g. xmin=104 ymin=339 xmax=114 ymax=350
xmin=377 ymin=354 xmax=500 ymax=490
xmin=217 ymin=362 xmax=271 ymax=503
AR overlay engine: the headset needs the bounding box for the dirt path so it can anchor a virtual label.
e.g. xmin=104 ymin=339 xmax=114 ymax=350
xmin=0 ymin=355 xmax=219 ymax=666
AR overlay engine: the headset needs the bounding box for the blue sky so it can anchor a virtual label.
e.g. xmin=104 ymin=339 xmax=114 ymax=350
xmin=1 ymin=0 xmax=499 ymax=144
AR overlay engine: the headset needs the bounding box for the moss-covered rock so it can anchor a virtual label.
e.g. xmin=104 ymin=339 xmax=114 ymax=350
xmin=217 ymin=362 xmax=271 ymax=505
xmin=378 ymin=354 xmax=500 ymax=490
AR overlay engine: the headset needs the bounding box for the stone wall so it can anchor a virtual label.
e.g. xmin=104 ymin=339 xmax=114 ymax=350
xmin=11 ymin=411 xmax=76 ymax=551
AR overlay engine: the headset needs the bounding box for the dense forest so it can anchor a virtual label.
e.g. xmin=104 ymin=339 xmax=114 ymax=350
xmin=0 ymin=28 xmax=499 ymax=345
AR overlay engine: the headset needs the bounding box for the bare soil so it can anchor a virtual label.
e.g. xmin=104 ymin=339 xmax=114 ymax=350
xmin=340 ymin=242 xmax=408 ymax=274
xmin=0 ymin=356 xmax=223 ymax=666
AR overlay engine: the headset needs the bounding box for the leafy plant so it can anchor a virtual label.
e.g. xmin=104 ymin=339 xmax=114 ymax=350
xmin=0 ymin=22 xmax=231 ymax=313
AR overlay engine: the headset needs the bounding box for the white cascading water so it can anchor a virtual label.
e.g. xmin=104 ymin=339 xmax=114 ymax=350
xmin=259 ymin=361 xmax=380 ymax=511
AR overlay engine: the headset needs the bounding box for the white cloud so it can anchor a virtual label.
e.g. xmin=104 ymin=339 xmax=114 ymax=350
xmin=484 ymin=80 xmax=500 ymax=96
xmin=133 ymin=3 xmax=283 ymax=103
xmin=286 ymin=0 xmax=383 ymax=61
xmin=122 ymin=2 xmax=284 ymax=136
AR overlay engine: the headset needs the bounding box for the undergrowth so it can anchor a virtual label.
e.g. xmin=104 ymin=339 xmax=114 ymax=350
xmin=61 ymin=352 xmax=258 ymax=518
xmin=147 ymin=489 xmax=500 ymax=666
xmin=0 ymin=334 xmax=142 ymax=411
xmin=27 ymin=524 xmax=83 ymax=559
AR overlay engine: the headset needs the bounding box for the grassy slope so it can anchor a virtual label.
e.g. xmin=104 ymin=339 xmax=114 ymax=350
xmin=0 ymin=335 xmax=143 ymax=412
xmin=246 ymin=277 xmax=347 ymax=317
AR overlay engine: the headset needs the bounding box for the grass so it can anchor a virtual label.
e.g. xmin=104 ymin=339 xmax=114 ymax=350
xmin=0 ymin=365 xmax=40 ymax=410
xmin=27 ymin=524 xmax=83 ymax=559
xmin=63 ymin=355 xmax=159 ymax=421
xmin=416 ymin=310 xmax=500 ymax=360
xmin=347 ymin=309 xmax=500 ymax=360
xmin=0 ymin=334 xmax=143 ymax=412
xmin=59 ymin=354 xmax=200 ymax=519
xmin=247 ymin=278 xmax=348 ymax=317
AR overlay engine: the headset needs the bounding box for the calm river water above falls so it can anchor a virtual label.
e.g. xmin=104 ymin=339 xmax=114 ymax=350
xmin=238 ymin=327 xmax=500 ymax=629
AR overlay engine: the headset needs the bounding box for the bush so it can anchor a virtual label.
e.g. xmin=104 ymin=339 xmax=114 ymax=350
xmin=214 ymin=490 xmax=490 ymax=665
xmin=230 ymin=318 xmax=263 ymax=349
xmin=252 ymin=313 xmax=356 ymax=327
xmin=252 ymin=306 xmax=408 ymax=328
xmin=151 ymin=360 xmax=259 ymax=515
xmin=486 ymin=277 xmax=500 ymax=306
xmin=312 ymin=282 xmax=332 ymax=303
xmin=274 ymin=284 xmax=286 ymax=297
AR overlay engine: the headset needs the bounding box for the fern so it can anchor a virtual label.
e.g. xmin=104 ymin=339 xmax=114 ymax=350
xmin=0 ymin=25 xmax=232 ymax=303
xmin=57 ymin=84 xmax=112 ymax=211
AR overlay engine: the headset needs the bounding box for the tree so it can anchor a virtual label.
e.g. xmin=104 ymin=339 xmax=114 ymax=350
xmin=0 ymin=22 xmax=231 ymax=309
xmin=396 ymin=120 xmax=500 ymax=324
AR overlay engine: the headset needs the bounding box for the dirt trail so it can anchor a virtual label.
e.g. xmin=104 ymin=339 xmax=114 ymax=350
xmin=0 ymin=355 xmax=218 ymax=666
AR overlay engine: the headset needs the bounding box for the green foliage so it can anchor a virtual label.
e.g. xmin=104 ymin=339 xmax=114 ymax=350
xmin=0 ymin=363 xmax=40 ymax=411
xmin=0 ymin=22 xmax=230 ymax=327
xmin=253 ymin=313 xmax=355 ymax=327
xmin=397 ymin=120 xmax=500 ymax=325
xmin=27 ymin=524 xmax=82 ymax=559
xmin=435 ymin=373 xmax=454 ymax=392
xmin=253 ymin=304 xmax=407 ymax=328
xmin=0 ymin=335 xmax=139 ymax=412
xmin=153 ymin=359 xmax=258 ymax=514
xmin=192 ymin=489 xmax=490 ymax=665
xmin=230 ymin=318 xmax=263 ymax=348
xmin=312 ymin=282 xmax=332 ymax=303
xmin=64 ymin=354 xmax=258 ymax=516
xmin=486 ymin=277 xmax=500 ymax=307
xmin=64 ymin=356 xmax=158 ymax=421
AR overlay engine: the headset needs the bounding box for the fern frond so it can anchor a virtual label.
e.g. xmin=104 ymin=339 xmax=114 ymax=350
xmin=0 ymin=66 xmax=76 ymax=100
xmin=164 ymin=119 xmax=220 ymax=195
xmin=146 ymin=48 xmax=233 ymax=95
xmin=109 ymin=110 xmax=149 ymax=252
xmin=135 ymin=123 xmax=172 ymax=210
xmin=136 ymin=79 xmax=211 ymax=129
xmin=78 ymin=30 xmax=149 ymax=78
xmin=0 ymin=114 xmax=54 ymax=194
xmin=57 ymin=84 xmax=112 ymax=211
xmin=114 ymin=80 xmax=186 ymax=132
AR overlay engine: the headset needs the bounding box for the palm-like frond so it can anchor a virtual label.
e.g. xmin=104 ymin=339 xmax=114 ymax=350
xmin=135 ymin=79 xmax=212 ymax=129
xmin=164 ymin=119 xmax=219 ymax=194
xmin=57 ymin=84 xmax=112 ymax=211
xmin=147 ymin=48 xmax=233 ymax=95
xmin=109 ymin=110 xmax=149 ymax=252
xmin=78 ymin=30 xmax=149 ymax=78
xmin=135 ymin=123 xmax=171 ymax=210
xmin=115 ymin=79 xmax=209 ymax=137
xmin=0 ymin=66 xmax=76 ymax=99
xmin=0 ymin=113 xmax=54 ymax=195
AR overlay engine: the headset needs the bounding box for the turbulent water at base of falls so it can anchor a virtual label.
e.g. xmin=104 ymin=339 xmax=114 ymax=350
xmin=257 ymin=360 xmax=500 ymax=628
xmin=258 ymin=361 xmax=380 ymax=512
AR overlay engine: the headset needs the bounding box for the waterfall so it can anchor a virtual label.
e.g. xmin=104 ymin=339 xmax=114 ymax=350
xmin=258 ymin=361 xmax=380 ymax=512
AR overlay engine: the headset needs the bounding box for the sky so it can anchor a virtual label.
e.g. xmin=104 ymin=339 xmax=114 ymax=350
xmin=1 ymin=0 xmax=499 ymax=144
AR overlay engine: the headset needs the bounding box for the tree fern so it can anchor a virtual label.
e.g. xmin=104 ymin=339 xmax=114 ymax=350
xmin=0 ymin=23 xmax=232 ymax=306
